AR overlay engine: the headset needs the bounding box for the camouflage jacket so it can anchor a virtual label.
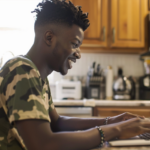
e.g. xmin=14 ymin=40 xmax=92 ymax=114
xmin=0 ymin=55 xmax=54 ymax=150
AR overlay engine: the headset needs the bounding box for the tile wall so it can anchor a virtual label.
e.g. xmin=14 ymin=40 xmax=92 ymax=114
xmin=66 ymin=53 xmax=145 ymax=77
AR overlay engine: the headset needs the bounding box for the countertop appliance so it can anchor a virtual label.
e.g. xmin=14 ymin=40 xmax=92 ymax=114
xmin=86 ymin=76 xmax=105 ymax=99
xmin=56 ymin=80 xmax=81 ymax=100
xmin=85 ymin=62 xmax=105 ymax=99
xmin=139 ymin=13 xmax=150 ymax=100
xmin=139 ymin=51 xmax=150 ymax=100
xmin=113 ymin=68 xmax=135 ymax=100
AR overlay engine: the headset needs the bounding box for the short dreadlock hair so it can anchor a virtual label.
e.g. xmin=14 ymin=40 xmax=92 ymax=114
xmin=31 ymin=0 xmax=90 ymax=31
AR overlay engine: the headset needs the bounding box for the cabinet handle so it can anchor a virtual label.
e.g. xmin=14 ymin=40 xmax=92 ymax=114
xmin=112 ymin=28 xmax=115 ymax=43
xmin=102 ymin=27 xmax=106 ymax=41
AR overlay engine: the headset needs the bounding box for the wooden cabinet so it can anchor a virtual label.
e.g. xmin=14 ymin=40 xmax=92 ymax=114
xmin=71 ymin=0 xmax=108 ymax=48
xmin=70 ymin=0 xmax=148 ymax=53
xmin=110 ymin=0 xmax=147 ymax=48
xmin=93 ymin=106 xmax=150 ymax=118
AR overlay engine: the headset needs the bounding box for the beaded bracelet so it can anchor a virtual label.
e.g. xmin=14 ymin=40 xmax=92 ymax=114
xmin=96 ymin=126 xmax=105 ymax=147
xmin=105 ymin=116 xmax=110 ymax=125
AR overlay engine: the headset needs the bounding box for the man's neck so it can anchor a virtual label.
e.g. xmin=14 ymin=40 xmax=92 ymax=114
xmin=27 ymin=46 xmax=52 ymax=80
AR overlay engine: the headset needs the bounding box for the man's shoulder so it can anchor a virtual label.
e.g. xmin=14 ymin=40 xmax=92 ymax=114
xmin=0 ymin=55 xmax=41 ymax=89
xmin=0 ymin=55 xmax=38 ymax=76
xmin=4 ymin=55 xmax=36 ymax=69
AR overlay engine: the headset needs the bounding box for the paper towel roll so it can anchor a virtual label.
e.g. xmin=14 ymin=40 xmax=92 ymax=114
xmin=106 ymin=66 xmax=113 ymax=100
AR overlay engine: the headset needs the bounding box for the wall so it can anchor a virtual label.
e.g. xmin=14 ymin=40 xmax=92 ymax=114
xmin=64 ymin=53 xmax=145 ymax=77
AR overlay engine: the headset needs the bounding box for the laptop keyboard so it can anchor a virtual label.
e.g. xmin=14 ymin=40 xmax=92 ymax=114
xmin=139 ymin=133 xmax=150 ymax=140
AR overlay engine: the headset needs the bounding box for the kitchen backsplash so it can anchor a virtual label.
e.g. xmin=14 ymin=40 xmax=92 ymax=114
xmin=66 ymin=53 xmax=144 ymax=77
xmin=49 ymin=52 xmax=146 ymax=100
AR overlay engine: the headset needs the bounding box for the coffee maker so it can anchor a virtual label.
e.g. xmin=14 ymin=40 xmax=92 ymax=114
xmin=139 ymin=13 xmax=150 ymax=100
xmin=139 ymin=51 xmax=150 ymax=100
xmin=113 ymin=68 xmax=135 ymax=100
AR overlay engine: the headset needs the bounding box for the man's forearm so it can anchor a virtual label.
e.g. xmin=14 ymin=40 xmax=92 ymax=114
xmin=48 ymin=128 xmax=101 ymax=150
xmin=51 ymin=115 xmax=106 ymax=132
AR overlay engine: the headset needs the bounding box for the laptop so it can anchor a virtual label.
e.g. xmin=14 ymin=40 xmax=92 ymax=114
xmin=109 ymin=134 xmax=150 ymax=146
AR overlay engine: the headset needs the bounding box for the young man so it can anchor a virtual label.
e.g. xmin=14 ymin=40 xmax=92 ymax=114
xmin=0 ymin=0 xmax=150 ymax=150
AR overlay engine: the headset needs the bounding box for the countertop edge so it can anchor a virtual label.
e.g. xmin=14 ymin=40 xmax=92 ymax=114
xmin=53 ymin=99 xmax=150 ymax=107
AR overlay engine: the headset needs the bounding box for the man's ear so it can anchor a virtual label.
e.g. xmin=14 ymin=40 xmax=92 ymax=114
xmin=45 ymin=31 xmax=54 ymax=46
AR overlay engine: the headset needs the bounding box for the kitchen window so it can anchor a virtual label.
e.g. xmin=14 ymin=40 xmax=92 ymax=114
xmin=0 ymin=0 xmax=40 ymax=61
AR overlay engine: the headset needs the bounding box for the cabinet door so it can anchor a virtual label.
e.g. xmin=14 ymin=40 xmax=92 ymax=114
xmin=110 ymin=0 xmax=148 ymax=48
xmin=71 ymin=0 xmax=108 ymax=48
xmin=93 ymin=107 xmax=150 ymax=118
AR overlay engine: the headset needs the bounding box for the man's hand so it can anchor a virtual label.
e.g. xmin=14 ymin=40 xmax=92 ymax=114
xmin=108 ymin=112 xmax=145 ymax=124
xmin=139 ymin=118 xmax=150 ymax=140
xmin=101 ymin=117 xmax=150 ymax=141
xmin=118 ymin=117 xmax=150 ymax=139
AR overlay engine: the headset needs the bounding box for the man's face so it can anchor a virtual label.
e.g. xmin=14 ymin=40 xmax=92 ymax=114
xmin=50 ymin=24 xmax=84 ymax=75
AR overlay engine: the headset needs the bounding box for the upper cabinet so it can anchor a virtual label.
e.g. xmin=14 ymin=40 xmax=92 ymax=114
xmin=110 ymin=0 xmax=147 ymax=48
xmin=71 ymin=0 xmax=108 ymax=48
xmin=69 ymin=0 xmax=149 ymax=53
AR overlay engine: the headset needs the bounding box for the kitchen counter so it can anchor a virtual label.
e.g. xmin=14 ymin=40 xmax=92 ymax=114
xmin=54 ymin=99 xmax=150 ymax=118
xmin=53 ymin=99 xmax=150 ymax=107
